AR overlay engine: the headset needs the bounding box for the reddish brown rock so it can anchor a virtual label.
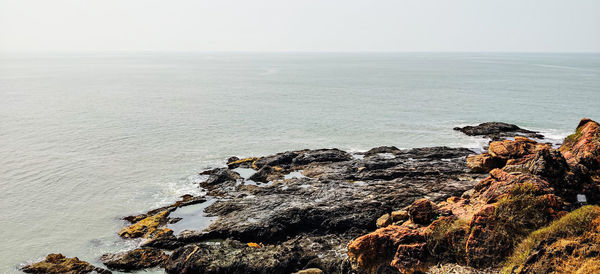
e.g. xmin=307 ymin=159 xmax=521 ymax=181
xmin=347 ymin=225 xmax=426 ymax=272
xmin=348 ymin=156 xmax=567 ymax=272
xmin=560 ymin=118 xmax=600 ymax=168
xmin=390 ymin=243 xmax=429 ymax=272
xmin=488 ymin=136 xmax=551 ymax=160
xmin=21 ymin=253 xmax=111 ymax=274
xmin=407 ymin=198 xmax=440 ymax=225
xmin=466 ymin=153 xmax=505 ymax=173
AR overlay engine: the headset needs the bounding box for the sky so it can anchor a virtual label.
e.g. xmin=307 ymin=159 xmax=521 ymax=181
xmin=0 ymin=0 xmax=599 ymax=52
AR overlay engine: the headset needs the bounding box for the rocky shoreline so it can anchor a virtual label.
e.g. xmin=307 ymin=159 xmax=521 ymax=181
xmin=22 ymin=119 xmax=600 ymax=273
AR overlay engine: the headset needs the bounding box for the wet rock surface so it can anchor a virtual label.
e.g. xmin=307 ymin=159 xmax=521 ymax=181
xmin=454 ymin=122 xmax=544 ymax=141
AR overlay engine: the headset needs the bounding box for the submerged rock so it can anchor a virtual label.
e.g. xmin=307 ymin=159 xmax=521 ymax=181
xmin=454 ymin=122 xmax=544 ymax=141
xmin=22 ymin=253 xmax=111 ymax=274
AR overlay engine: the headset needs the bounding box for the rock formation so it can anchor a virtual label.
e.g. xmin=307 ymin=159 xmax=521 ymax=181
xmin=347 ymin=118 xmax=600 ymax=273
xmin=25 ymin=119 xmax=600 ymax=274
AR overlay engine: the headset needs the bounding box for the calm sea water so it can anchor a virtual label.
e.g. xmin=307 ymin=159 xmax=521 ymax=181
xmin=1 ymin=52 xmax=599 ymax=273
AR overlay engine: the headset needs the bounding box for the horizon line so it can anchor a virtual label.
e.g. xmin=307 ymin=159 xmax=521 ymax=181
xmin=1 ymin=50 xmax=599 ymax=55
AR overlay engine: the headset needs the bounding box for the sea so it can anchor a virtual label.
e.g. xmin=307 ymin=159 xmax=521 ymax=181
xmin=1 ymin=52 xmax=599 ymax=273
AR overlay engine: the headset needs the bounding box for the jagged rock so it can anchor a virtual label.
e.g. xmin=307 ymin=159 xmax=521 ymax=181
xmin=407 ymin=198 xmax=439 ymax=225
xmin=488 ymin=137 xmax=550 ymax=160
xmin=466 ymin=153 xmax=505 ymax=173
xmin=100 ymin=248 xmax=168 ymax=271
xmin=227 ymin=157 xmax=259 ymax=169
xmin=203 ymin=168 xmax=241 ymax=186
xmin=347 ymin=225 xmax=427 ymax=272
xmin=123 ymin=194 xmax=205 ymax=223
xmin=165 ymin=234 xmax=355 ymax=274
xmin=119 ymin=211 xmax=171 ymax=239
xmin=376 ymin=214 xmax=392 ymax=228
xmin=363 ymin=146 xmax=401 ymax=156
xmin=291 ymin=149 xmax=352 ymax=165
xmin=454 ymin=122 xmax=544 ymax=141
xmin=101 ymin=145 xmax=481 ymax=273
xmin=254 ymin=151 xmax=299 ymax=169
xmin=21 ymin=253 xmax=111 ymax=274
xmin=391 ymin=210 xmax=409 ymax=223
xmin=347 ymin=159 xmax=568 ymax=272
xmin=560 ymin=118 xmax=600 ymax=168
xmin=248 ymin=165 xmax=282 ymax=182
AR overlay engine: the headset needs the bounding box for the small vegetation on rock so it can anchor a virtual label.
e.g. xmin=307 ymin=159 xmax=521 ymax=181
xmin=493 ymin=183 xmax=552 ymax=247
xmin=503 ymin=205 xmax=600 ymax=273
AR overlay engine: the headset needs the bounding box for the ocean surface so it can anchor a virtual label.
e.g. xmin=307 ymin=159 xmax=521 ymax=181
xmin=1 ymin=52 xmax=599 ymax=273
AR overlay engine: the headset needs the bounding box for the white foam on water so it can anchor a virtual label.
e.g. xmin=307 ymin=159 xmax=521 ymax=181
xmin=534 ymin=128 xmax=571 ymax=147
xmin=152 ymin=174 xmax=207 ymax=208
xmin=378 ymin=153 xmax=395 ymax=159
xmin=351 ymin=153 xmax=365 ymax=160
xmin=284 ymin=171 xmax=306 ymax=179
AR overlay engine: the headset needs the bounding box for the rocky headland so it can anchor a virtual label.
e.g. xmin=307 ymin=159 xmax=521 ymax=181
xmin=23 ymin=119 xmax=600 ymax=273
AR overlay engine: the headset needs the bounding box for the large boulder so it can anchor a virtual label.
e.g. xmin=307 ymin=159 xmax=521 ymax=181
xmin=560 ymin=118 xmax=600 ymax=170
xmin=466 ymin=153 xmax=505 ymax=173
xmin=407 ymin=198 xmax=440 ymax=225
xmin=347 ymin=225 xmax=427 ymax=273
xmin=488 ymin=136 xmax=550 ymax=160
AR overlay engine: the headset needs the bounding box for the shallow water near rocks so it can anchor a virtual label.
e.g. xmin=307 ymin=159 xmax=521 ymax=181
xmin=167 ymin=199 xmax=218 ymax=235
xmin=1 ymin=52 xmax=599 ymax=273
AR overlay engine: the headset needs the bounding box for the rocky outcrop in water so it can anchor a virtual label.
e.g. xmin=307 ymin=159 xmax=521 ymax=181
xmin=21 ymin=254 xmax=111 ymax=274
xmin=453 ymin=122 xmax=544 ymax=141
xmin=99 ymin=145 xmax=484 ymax=273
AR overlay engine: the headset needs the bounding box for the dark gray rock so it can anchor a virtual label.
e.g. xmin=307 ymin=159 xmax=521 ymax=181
xmin=454 ymin=122 xmax=544 ymax=141
xmin=164 ymin=234 xmax=356 ymax=274
xmin=203 ymin=168 xmax=241 ymax=186
xmin=100 ymin=248 xmax=167 ymax=271
xmin=115 ymin=146 xmax=486 ymax=273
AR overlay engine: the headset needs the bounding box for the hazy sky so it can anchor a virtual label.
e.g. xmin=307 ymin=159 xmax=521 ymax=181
xmin=1 ymin=0 xmax=599 ymax=52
